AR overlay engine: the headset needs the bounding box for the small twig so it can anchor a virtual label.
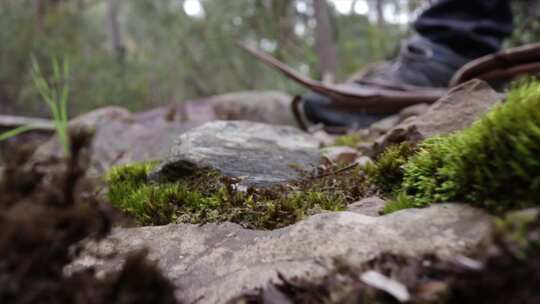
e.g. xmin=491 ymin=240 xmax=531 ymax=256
xmin=315 ymin=162 xmax=359 ymax=179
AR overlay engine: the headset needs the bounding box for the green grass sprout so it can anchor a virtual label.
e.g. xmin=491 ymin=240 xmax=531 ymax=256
xmin=0 ymin=57 xmax=70 ymax=146
xmin=31 ymin=56 xmax=71 ymax=156
xmin=0 ymin=125 xmax=41 ymax=142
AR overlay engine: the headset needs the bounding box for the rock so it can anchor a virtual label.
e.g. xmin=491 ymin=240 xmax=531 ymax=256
xmin=31 ymin=106 xmax=131 ymax=160
xmin=398 ymin=103 xmax=429 ymax=120
xmin=72 ymin=204 xmax=492 ymax=304
xmin=70 ymin=106 xmax=132 ymax=129
xmin=0 ymin=114 xmax=55 ymax=131
xmin=364 ymin=104 xmax=430 ymax=155
xmin=354 ymin=155 xmax=373 ymax=168
xmin=180 ymin=102 xmax=219 ymax=123
xmin=311 ymin=130 xmax=337 ymax=146
xmin=320 ymin=146 xmax=358 ymax=164
xmin=133 ymin=102 xmax=217 ymax=124
xmin=369 ymin=104 xmax=428 ymax=136
xmin=357 ymin=142 xmax=376 ymax=157
xmin=84 ymin=118 xmax=200 ymax=176
xmin=347 ymin=196 xmax=386 ymax=216
xmin=127 ymin=91 xmax=295 ymax=126
xmin=369 ymin=114 xmax=401 ymax=134
xmin=150 ymin=121 xmax=320 ymax=187
xmin=374 ymin=80 xmax=502 ymax=154
xmin=29 ymin=106 xmax=200 ymax=176
xmin=204 ymin=91 xmax=296 ymax=126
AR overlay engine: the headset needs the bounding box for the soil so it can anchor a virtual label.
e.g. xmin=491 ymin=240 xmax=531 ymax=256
xmin=0 ymin=130 xmax=179 ymax=304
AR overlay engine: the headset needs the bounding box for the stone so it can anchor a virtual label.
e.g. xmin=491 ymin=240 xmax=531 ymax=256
xmin=70 ymin=106 xmax=132 ymax=129
xmin=132 ymin=102 xmax=217 ymax=124
xmin=29 ymin=106 xmax=200 ymax=176
xmin=366 ymin=103 xmax=429 ymax=146
xmin=369 ymin=114 xmax=401 ymax=134
xmin=84 ymin=118 xmax=200 ymax=177
xmin=320 ymin=146 xmax=358 ymax=165
xmin=72 ymin=204 xmax=492 ymax=304
xmin=31 ymin=106 xmax=131 ymax=160
xmin=347 ymin=196 xmax=386 ymax=216
xmin=149 ymin=121 xmax=320 ymax=187
xmin=132 ymin=91 xmax=296 ymax=126
xmin=354 ymin=155 xmax=373 ymax=168
xmin=311 ymin=130 xmax=337 ymax=146
xmin=357 ymin=142 xmax=376 ymax=157
xmin=398 ymin=103 xmax=429 ymax=120
xmin=204 ymin=91 xmax=296 ymax=126
xmin=373 ymin=80 xmax=502 ymax=154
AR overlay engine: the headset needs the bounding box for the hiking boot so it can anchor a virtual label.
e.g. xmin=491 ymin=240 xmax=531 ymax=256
xmin=355 ymin=35 xmax=472 ymax=88
xmin=302 ymin=35 xmax=474 ymax=128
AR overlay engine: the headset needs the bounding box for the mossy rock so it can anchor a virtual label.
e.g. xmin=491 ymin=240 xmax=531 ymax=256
xmin=106 ymin=161 xmax=371 ymax=229
xmin=377 ymin=80 xmax=540 ymax=214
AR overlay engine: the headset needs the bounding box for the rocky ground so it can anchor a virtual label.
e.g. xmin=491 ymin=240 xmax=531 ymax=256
xmin=1 ymin=82 xmax=539 ymax=303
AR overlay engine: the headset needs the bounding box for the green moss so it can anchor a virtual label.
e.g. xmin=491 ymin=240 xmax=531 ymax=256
xmin=381 ymin=192 xmax=416 ymax=214
xmin=494 ymin=208 xmax=540 ymax=258
xmin=106 ymin=161 xmax=370 ymax=229
xmin=366 ymin=142 xmax=417 ymax=194
xmin=333 ymin=133 xmax=363 ymax=147
xmin=383 ymin=80 xmax=540 ymax=214
xmin=106 ymin=161 xmax=223 ymax=225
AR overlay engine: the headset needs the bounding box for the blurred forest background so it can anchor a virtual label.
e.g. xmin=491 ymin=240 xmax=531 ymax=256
xmin=1 ymin=0 xmax=539 ymax=117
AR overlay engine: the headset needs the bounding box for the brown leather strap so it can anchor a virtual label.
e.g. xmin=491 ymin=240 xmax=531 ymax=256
xmin=450 ymin=43 xmax=540 ymax=86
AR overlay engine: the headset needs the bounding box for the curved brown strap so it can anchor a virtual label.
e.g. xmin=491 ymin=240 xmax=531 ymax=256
xmin=239 ymin=42 xmax=446 ymax=112
xmin=290 ymin=95 xmax=309 ymax=132
xmin=241 ymin=42 xmax=540 ymax=116
xmin=450 ymin=43 xmax=540 ymax=87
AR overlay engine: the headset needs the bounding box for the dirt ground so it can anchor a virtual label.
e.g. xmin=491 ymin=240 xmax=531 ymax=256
xmin=0 ymin=130 xmax=179 ymax=304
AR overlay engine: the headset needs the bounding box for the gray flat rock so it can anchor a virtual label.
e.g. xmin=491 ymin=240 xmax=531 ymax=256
xmin=205 ymin=91 xmax=296 ymax=126
xmin=150 ymin=121 xmax=320 ymax=187
xmin=73 ymin=204 xmax=492 ymax=304
xmin=347 ymin=196 xmax=386 ymax=216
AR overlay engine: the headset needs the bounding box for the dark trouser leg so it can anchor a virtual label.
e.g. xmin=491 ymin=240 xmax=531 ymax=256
xmin=414 ymin=0 xmax=513 ymax=58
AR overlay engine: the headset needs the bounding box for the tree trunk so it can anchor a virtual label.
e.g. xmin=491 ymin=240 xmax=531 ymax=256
xmin=350 ymin=0 xmax=359 ymax=12
xmin=106 ymin=0 xmax=124 ymax=61
xmin=34 ymin=0 xmax=46 ymax=32
xmin=313 ymin=0 xmax=337 ymax=82
xmin=376 ymin=0 xmax=385 ymax=27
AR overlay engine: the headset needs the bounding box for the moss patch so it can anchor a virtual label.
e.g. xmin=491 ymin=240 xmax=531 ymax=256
xmin=367 ymin=142 xmax=417 ymax=195
xmin=106 ymin=161 xmax=371 ymax=229
xmin=494 ymin=208 xmax=540 ymax=258
xmin=377 ymin=80 xmax=540 ymax=214
xmin=381 ymin=192 xmax=415 ymax=214
xmin=332 ymin=132 xmax=363 ymax=147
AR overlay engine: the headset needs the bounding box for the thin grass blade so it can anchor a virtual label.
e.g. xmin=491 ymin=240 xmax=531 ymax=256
xmin=0 ymin=125 xmax=39 ymax=142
